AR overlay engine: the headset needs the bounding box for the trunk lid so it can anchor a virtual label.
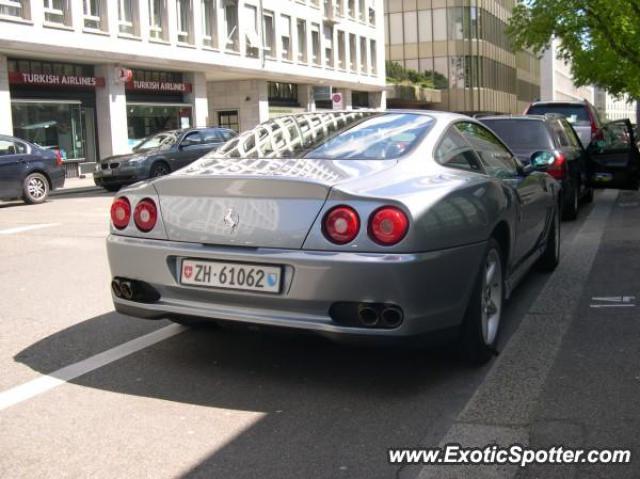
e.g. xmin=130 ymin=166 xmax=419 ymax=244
xmin=153 ymin=157 xmax=396 ymax=248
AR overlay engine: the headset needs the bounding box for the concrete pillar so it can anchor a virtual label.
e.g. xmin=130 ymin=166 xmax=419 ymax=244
xmin=336 ymin=88 xmax=353 ymax=109
xmin=368 ymin=90 xmax=387 ymax=110
xmin=297 ymin=84 xmax=316 ymax=112
xmin=0 ymin=55 xmax=13 ymax=135
xmin=185 ymin=72 xmax=209 ymax=127
xmin=95 ymin=64 xmax=130 ymax=159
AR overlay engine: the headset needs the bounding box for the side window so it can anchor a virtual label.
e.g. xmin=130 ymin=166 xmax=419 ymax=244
xmin=0 ymin=139 xmax=24 ymax=156
xmin=560 ymin=120 xmax=581 ymax=148
xmin=595 ymin=122 xmax=632 ymax=151
xmin=221 ymin=130 xmax=236 ymax=141
xmin=551 ymin=122 xmax=571 ymax=147
xmin=456 ymin=122 xmax=518 ymax=178
xmin=435 ymin=127 xmax=483 ymax=173
xmin=202 ymin=129 xmax=223 ymax=144
xmin=181 ymin=131 xmax=203 ymax=146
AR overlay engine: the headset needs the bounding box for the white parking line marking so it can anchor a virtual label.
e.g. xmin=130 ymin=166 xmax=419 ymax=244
xmin=0 ymin=324 xmax=186 ymax=412
xmin=0 ymin=223 xmax=61 ymax=235
xmin=590 ymin=296 xmax=636 ymax=308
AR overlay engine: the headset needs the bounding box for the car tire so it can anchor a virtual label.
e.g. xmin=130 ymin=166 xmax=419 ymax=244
xmin=150 ymin=162 xmax=170 ymax=178
xmin=538 ymin=206 xmax=561 ymax=272
xmin=22 ymin=172 xmax=49 ymax=204
xmin=562 ymin=181 xmax=579 ymax=221
xmin=103 ymin=184 xmax=121 ymax=193
xmin=582 ymin=187 xmax=594 ymax=204
xmin=461 ymin=238 xmax=504 ymax=365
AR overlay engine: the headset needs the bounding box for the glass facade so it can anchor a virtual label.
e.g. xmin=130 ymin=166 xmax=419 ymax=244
xmin=384 ymin=0 xmax=540 ymax=113
xmin=126 ymin=104 xmax=192 ymax=147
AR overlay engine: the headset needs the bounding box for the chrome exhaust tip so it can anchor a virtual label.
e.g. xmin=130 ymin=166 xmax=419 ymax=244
xmin=119 ymin=281 xmax=133 ymax=300
xmin=111 ymin=280 xmax=122 ymax=298
xmin=358 ymin=305 xmax=380 ymax=327
xmin=381 ymin=306 xmax=404 ymax=328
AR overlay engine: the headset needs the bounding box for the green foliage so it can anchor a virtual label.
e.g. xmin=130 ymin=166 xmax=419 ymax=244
xmin=508 ymin=0 xmax=640 ymax=98
xmin=385 ymin=61 xmax=439 ymax=89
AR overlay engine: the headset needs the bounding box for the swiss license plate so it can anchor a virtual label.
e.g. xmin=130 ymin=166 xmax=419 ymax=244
xmin=180 ymin=259 xmax=282 ymax=294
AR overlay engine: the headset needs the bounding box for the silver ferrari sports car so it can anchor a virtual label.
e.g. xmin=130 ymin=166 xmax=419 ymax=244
xmin=107 ymin=110 xmax=561 ymax=363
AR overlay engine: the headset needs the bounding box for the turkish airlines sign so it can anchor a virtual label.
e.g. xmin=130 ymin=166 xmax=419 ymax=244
xmin=9 ymin=72 xmax=105 ymax=88
xmin=126 ymin=80 xmax=192 ymax=93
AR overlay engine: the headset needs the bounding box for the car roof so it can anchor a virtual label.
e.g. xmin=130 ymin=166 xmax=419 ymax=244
xmin=529 ymin=100 xmax=589 ymax=106
xmin=480 ymin=114 xmax=566 ymax=123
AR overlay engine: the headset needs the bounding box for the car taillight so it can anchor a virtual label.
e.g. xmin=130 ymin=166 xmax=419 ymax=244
xmin=133 ymin=198 xmax=158 ymax=232
xmin=55 ymin=150 xmax=63 ymax=167
xmin=547 ymin=153 xmax=567 ymax=180
xmin=323 ymin=206 xmax=360 ymax=244
xmin=369 ymin=207 xmax=409 ymax=246
xmin=111 ymin=197 xmax=131 ymax=230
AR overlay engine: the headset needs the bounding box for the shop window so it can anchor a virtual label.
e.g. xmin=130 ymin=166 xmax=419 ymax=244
xmin=337 ymin=31 xmax=345 ymax=70
xmin=127 ymin=104 xmax=192 ymax=145
xmin=268 ymin=82 xmax=299 ymax=107
xmin=279 ymin=15 xmax=292 ymax=61
xmin=43 ymin=0 xmax=71 ymax=26
xmin=244 ymin=4 xmax=259 ymax=57
xmin=323 ymin=24 xmax=333 ymax=68
xmin=223 ymin=0 xmax=239 ymax=52
xmin=217 ymin=110 xmax=239 ymax=132
xmin=0 ymin=0 xmax=30 ymax=20
xmin=118 ymin=0 xmax=138 ymax=35
xmin=83 ymin=0 xmax=107 ymax=31
xmin=148 ymin=0 xmax=166 ymax=41
xmin=176 ymin=0 xmax=192 ymax=43
xmin=262 ymin=11 xmax=275 ymax=57
xmin=201 ymin=0 xmax=217 ymax=48
xmin=310 ymin=23 xmax=320 ymax=65
xmin=296 ymin=19 xmax=307 ymax=63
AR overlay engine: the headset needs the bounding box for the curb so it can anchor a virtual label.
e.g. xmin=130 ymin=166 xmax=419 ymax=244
xmin=50 ymin=186 xmax=104 ymax=197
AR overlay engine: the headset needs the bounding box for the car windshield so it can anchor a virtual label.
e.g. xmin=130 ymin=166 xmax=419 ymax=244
xmin=481 ymin=120 xmax=553 ymax=150
xmin=197 ymin=112 xmax=434 ymax=161
xmin=133 ymin=131 xmax=178 ymax=152
xmin=527 ymin=104 xmax=590 ymax=125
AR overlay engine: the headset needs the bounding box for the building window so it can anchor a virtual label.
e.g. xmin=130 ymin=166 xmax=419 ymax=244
xmin=118 ymin=0 xmax=138 ymax=35
xmin=279 ymin=15 xmax=292 ymax=61
xmin=337 ymin=31 xmax=345 ymax=70
xmin=218 ymin=110 xmax=239 ymax=132
xmin=359 ymin=36 xmax=367 ymax=72
xmin=358 ymin=0 xmax=364 ymax=22
xmin=0 ymin=0 xmax=29 ymax=19
xmin=43 ymin=0 xmax=70 ymax=25
xmin=347 ymin=0 xmax=354 ymax=18
xmin=223 ymin=0 xmax=238 ymax=52
xmin=368 ymin=5 xmax=375 ymax=25
xmin=83 ymin=0 xmax=104 ymax=30
xmin=176 ymin=0 xmax=192 ymax=43
xmin=297 ymin=19 xmax=307 ymax=63
xmin=148 ymin=0 xmax=166 ymax=40
xmin=310 ymin=22 xmax=320 ymax=65
xmin=323 ymin=24 xmax=333 ymax=68
xmin=244 ymin=4 xmax=259 ymax=57
xmin=262 ymin=11 xmax=275 ymax=57
xmin=201 ymin=0 xmax=217 ymax=48
xmin=349 ymin=33 xmax=356 ymax=72
xmin=370 ymin=38 xmax=376 ymax=74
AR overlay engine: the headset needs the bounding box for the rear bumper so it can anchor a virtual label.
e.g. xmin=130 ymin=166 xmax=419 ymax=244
xmin=107 ymin=235 xmax=486 ymax=339
xmin=50 ymin=167 xmax=65 ymax=190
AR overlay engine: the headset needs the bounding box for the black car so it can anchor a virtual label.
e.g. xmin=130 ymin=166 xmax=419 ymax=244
xmin=0 ymin=134 xmax=65 ymax=204
xmin=480 ymin=115 xmax=593 ymax=220
xmin=94 ymin=127 xmax=237 ymax=191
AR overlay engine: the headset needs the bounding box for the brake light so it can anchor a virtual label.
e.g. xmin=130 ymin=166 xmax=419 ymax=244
xmin=368 ymin=207 xmax=409 ymax=246
xmin=133 ymin=198 xmax=158 ymax=232
xmin=547 ymin=153 xmax=567 ymax=180
xmin=586 ymin=105 xmax=602 ymax=140
xmin=323 ymin=206 xmax=360 ymax=244
xmin=111 ymin=197 xmax=131 ymax=230
xmin=55 ymin=150 xmax=63 ymax=167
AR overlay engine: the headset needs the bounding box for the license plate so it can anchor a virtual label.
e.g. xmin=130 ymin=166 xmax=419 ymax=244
xmin=180 ymin=259 xmax=282 ymax=294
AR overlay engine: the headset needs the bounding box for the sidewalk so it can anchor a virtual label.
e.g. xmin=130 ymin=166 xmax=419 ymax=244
xmin=50 ymin=174 xmax=103 ymax=196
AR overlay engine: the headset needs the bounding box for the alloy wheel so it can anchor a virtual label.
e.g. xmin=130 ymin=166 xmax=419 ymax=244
xmin=27 ymin=176 xmax=47 ymax=200
xmin=481 ymin=249 xmax=503 ymax=346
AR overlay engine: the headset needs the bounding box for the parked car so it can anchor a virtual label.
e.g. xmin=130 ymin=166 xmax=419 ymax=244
xmin=480 ymin=114 xmax=593 ymax=220
xmin=0 ymin=134 xmax=65 ymax=204
xmin=106 ymin=111 xmax=565 ymax=364
xmin=94 ymin=127 xmax=237 ymax=192
xmin=524 ymin=100 xmax=602 ymax=147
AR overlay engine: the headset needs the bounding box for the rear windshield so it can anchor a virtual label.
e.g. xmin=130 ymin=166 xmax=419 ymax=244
xmin=481 ymin=120 xmax=552 ymax=150
xmin=527 ymin=104 xmax=590 ymax=124
xmin=199 ymin=112 xmax=435 ymax=161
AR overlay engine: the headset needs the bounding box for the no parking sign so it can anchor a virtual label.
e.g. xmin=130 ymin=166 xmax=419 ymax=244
xmin=332 ymin=92 xmax=344 ymax=110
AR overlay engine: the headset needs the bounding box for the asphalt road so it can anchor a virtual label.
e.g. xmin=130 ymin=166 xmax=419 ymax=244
xmin=0 ymin=188 xmax=638 ymax=478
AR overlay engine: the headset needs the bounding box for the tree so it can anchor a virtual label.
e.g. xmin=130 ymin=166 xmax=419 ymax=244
xmin=508 ymin=0 xmax=640 ymax=98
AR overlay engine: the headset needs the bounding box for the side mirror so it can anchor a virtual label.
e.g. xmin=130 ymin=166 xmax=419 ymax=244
xmin=530 ymin=151 xmax=556 ymax=171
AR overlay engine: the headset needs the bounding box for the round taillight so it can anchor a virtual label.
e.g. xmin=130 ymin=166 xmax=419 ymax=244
xmin=111 ymin=197 xmax=131 ymax=230
xmin=323 ymin=206 xmax=360 ymax=244
xmin=369 ymin=207 xmax=409 ymax=246
xmin=133 ymin=198 xmax=158 ymax=232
